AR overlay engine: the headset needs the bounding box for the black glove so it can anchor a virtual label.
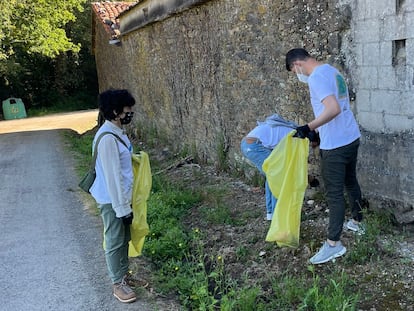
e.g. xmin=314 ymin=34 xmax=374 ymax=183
xmin=293 ymin=124 xmax=311 ymax=139
xmin=308 ymin=130 xmax=320 ymax=144
xmin=121 ymin=212 xmax=133 ymax=225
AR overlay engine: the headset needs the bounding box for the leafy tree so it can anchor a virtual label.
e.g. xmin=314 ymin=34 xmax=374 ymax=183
xmin=0 ymin=0 xmax=85 ymax=60
xmin=0 ymin=0 xmax=98 ymax=109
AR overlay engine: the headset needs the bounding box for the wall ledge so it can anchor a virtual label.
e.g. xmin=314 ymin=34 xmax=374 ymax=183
xmin=120 ymin=0 xmax=211 ymax=36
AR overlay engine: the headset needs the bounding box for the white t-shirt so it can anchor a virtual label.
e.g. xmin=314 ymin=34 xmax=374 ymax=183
xmin=247 ymin=123 xmax=293 ymax=149
xmin=308 ymin=64 xmax=360 ymax=150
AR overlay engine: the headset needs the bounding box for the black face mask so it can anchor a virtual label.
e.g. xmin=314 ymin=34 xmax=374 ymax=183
xmin=120 ymin=112 xmax=134 ymax=125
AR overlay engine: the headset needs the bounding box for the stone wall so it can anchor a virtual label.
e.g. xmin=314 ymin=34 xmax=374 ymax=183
xmin=93 ymin=0 xmax=413 ymax=223
xmin=96 ymin=0 xmax=349 ymax=161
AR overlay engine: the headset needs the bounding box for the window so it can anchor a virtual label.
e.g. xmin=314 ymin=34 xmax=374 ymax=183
xmin=396 ymin=0 xmax=405 ymax=13
xmin=392 ymin=39 xmax=406 ymax=67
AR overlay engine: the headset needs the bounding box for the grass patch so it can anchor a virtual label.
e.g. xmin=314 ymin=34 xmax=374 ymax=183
xmin=63 ymin=131 xmax=94 ymax=175
xmin=142 ymin=163 xmax=360 ymax=310
xmin=143 ymin=175 xmax=202 ymax=265
xmin=345 ymin=209 xmax=395 ymax=265
xmin=298 ymin=266 xmax=359 ymax=311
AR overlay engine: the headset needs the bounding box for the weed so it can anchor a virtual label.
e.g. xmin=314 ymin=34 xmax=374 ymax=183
xmin=175 ymin=142 xmax=201 ymax=162
xmin=197 ymin=184 xmax=240 ymax=225
xmin=298 ymin=266 xmax=359 ymax=310
xmin=251 ymin=172 xmax=265 ymax=188
xmin=143 ymin=184 xmax=201 ymax=265
xmin=216 ymin=132 xmax=229 ymax=172
xmin=154 ymin=230 xmax=227 ymax=310
xmin=201 ymin=203 xmax=234 ymax=225
xmin=236 ymin=245 xmax=249 ymax=261
xmin=271 ymin=273 xmax=307 ymax=309
xmin=346 ymin=209 xmax=395 ymax=265
xmin=229 ymin=286 xmax=262 ymax=311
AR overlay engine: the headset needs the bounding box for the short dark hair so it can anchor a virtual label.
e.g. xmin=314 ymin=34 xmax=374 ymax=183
xmin=98 ymin=89 xmax=135 ymax=121
xmin=285 ymin=48 xmax=311 ymax=71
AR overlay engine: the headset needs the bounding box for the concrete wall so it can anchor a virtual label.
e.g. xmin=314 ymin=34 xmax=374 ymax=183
xmin=339 ymin=0 xmax=414 ymax=223
xmin=93 ymin=0 xmax=414 ymax=223
xmin=349 ymin=0 xmax=414 ymax=132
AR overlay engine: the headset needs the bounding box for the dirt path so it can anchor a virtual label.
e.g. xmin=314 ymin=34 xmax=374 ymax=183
xmin=0 ymin=109 xmax=99 ymax=134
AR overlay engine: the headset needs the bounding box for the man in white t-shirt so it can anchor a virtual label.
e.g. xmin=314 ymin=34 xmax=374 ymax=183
xmin=285 ymin=48 xmax=364 ymax=264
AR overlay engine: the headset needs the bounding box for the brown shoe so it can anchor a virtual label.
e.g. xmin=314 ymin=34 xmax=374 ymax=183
xmin=123 ymin=272 xmax=149 ymax=289
xmin=113 ymin=280 xmax=137 ymax=303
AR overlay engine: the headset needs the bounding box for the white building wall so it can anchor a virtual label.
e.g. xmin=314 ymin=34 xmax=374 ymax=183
xmin=341 ymin=0 xmax=414 ymax=221
xmin=352 ymin=0 xmax=414 ymax=133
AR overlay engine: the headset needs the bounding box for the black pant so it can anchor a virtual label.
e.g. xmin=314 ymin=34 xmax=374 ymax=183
xmin=321 ymin=138 xmax=362 ymax=241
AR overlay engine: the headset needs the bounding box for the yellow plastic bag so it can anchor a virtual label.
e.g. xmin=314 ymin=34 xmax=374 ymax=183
xmin=262 ymin=130 xmax=308 ymax=248
xmin=128 ymin=151 xmax=152 ymax=256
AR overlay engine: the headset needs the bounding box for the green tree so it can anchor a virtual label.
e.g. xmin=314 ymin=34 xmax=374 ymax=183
xmin=0 ymin=0 xmax=98 ymax=109
xmin=0 ymin=0 xmax=85 ymax=60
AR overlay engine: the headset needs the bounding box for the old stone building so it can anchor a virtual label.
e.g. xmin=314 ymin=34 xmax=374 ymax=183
xmin=92 ymin=0 xmax=414 ymax=224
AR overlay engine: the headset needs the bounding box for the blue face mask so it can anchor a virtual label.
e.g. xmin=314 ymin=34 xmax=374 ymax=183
xmin=295 ymin=66 xmax=309 ymax=84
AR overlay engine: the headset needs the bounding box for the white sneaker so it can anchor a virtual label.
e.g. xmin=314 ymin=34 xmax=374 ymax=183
xmin=309 ymin=241 xmax=347 ymax=264
xmin=266 ymin=213 xmax=273 ymax=221
xmin=345 ymin=219 xmax=365 ymax=235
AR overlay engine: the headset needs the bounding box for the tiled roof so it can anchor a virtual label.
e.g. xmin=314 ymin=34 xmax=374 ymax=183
xmin=91 ymin=1 xmax=138 ymax=39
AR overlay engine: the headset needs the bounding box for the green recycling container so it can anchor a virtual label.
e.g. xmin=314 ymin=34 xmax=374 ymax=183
xmin=2 ymin=98 xmax=27 ymax=120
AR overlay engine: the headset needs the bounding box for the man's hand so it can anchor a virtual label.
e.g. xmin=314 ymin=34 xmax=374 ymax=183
xmin=121 ymin=212 xmax=133 ymax=225
xmin=293 ymin=124 xmax=311 ymax=139
xmin=308 ymin=131 xmax=320 ymax=147
xmin=294 ymin=125 xmax=320 ymax=146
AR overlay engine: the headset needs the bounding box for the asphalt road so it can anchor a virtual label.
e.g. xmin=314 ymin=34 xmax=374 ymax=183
xmin=0 ymin=111 xmax=153 ymax=310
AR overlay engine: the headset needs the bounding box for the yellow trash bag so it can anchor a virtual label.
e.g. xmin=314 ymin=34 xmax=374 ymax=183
xmin=128 ymin=151 xmax=152 ymax=257
xmin=262 ymin=130 xmax=308 ymax=248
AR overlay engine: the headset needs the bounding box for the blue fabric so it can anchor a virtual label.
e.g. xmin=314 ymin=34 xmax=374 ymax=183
xmin=257 ymin=113 xmax=298 ymax=129
xmin=240 ymin=139 xmax=277 ymax=215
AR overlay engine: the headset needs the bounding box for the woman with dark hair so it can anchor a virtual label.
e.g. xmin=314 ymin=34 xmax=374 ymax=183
xmin=90 ymin=89 xmax=137 ymax=303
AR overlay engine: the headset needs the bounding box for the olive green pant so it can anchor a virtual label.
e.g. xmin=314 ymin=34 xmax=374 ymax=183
xmin=99 ymin=203 xmax=131 ymax=284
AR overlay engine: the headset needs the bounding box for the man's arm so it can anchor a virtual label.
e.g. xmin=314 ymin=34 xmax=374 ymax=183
xmin=308 ymin=95 xmax=341 ymax=131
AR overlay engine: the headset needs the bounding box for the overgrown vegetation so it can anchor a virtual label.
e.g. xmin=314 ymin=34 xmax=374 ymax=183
xmin=0 ymin=1 xmax=98 ymax=111
xmin=139 ymin=172 xmax=362 ymax=310
xmin=66 ymin=125 xmax=413 ymax=310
